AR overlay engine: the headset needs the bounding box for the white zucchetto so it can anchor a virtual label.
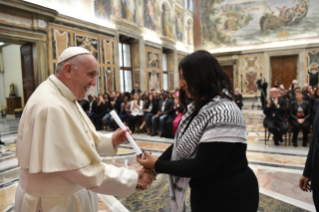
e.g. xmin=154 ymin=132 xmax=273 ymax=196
xmin=57 ymin=47 xmax=91 ymax=64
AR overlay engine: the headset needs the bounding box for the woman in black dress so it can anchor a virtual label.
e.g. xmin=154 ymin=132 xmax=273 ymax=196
xmin=289 ymin=90 xmax=310 ymax=147
xmin=137 ymin=50 xmax=259 ymax=212
xmin=91 ymin=94 xmax=107 ymax=130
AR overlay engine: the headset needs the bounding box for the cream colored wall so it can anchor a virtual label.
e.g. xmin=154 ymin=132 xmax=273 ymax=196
xmin=2 ymin=44 xmax=24 ymax=107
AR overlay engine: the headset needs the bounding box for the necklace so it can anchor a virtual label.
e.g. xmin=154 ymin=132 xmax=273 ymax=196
xmin=49 ymin=78 xmax=91 ymax=140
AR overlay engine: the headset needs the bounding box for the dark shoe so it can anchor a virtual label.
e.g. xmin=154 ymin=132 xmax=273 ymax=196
xmin=278 ymin=137 xmax=283 ymax=143
xmin=293 ymin=140 xmax=298 ymax=147
xmin=151 ymin=133 xmax=158 ymax=137
xmin=0 ymin=140 xmax=5 ymax=145
xmin=273 ymin=136 xmax=279 ymax=146
xmin=302 ymin=141 xmax=307 ymax=147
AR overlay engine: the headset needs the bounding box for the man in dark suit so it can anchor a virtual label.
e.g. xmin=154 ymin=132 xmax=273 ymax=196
xmin=263 ymin=87 xmax=288 ymax=146
xmin=86 ymin=95 xmax=97 ymax=118
xmin=300 ymin=107 xmax=319 ymax=209
xmin=131 ymin=84 xmax=141 ymax=95
xmin=234 ymin=88 xmax=243 ymax=110
xmin=151 ymin=93 xmax=174 ymax=136
xmin=257 ymin=78 xmax=268 ymax=109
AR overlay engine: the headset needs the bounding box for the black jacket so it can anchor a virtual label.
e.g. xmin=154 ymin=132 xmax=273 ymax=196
xmin=158 ymin=98 xmax=174 ymax=115
xmin=88 ymin=100 xmax=97 ymax=113
xmin=263 ymin=97 xmax=287 ymax=123
xmin=234 ymin=94 xmax=243 ymax=108
xmin=303 ymin=109 xmax=319 ymax=189
xmin=145 ymin=100 xmax=158 ymax=114
xmin=289 ymin=100 xmax=310 ymax=121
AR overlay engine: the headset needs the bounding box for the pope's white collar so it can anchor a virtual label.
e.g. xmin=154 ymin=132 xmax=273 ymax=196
xmin=51 ymin=75 xmax=72 ymax=93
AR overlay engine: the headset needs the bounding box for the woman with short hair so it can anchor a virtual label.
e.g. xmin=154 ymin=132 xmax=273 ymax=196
xmin=137 ymin=50 xmax=259 ymax=212
xmin=289 ymin=90 xmax=311 ymax=147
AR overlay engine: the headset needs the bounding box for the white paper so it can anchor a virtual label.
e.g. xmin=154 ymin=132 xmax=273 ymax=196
xmin=110 ymin=110 xmax=143 ymax=155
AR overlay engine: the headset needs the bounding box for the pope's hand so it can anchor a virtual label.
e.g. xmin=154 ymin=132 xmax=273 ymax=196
xmin=136 ymin=152 xmax=157 ymax=169
xmin=112 ymin=127 xmax=131 ymax=147
xmin=136 ymin=168 xmax=155 ymax=190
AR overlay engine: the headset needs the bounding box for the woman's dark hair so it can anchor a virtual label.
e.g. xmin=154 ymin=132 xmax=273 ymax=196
xmin=178 ymin=50 xmax=234 ymax=111
xmin=313 ymin=88 xmax=319 ymax=100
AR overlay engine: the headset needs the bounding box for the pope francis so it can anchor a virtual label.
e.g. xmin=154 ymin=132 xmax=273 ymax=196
xmin=15 ymin=47 xmax=153 ymax=212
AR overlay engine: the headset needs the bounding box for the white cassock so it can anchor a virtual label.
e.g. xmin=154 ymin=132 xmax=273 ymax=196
xmin=15 ymin=75 xmax=138 ymax=212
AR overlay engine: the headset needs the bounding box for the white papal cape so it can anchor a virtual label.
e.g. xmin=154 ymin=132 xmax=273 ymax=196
xmin=15 ymin=75 xmax=138 ymax=212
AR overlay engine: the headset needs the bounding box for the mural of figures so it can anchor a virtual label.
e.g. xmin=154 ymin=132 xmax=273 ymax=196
xmin=201 ymin=0 xmax=319 ymax=49
xmin=75 ymin=35 xmax=99 ymax=61
xmin=144 ymin=0 xmax=157 ymax=31
xmin=161 ymin=3 xmax=173 ymax=38
xmin=187 ymin=19 xmax=193 ymax=46
xmin=147 ymin=52 xmax=159 ymax=69
xmin=307 ymin=51 xmax=319 ymax=86
xmin=94 ymin=0 xmax=112 ymax=22
xmin=148 ymin=71 xmax=160 ymax=91
xmin=175 ymin=9 xmax=183 ymax=42
xmin=120 ymin=0 xmax=136 ymax=22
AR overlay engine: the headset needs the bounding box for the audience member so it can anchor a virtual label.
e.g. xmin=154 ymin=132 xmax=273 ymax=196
xmin=102 ymin=91 xmax=117 ymax=129
xmin=114 ymin=92 xmax=124 ymax=113
xmin=163 ymin=93 xmax=184 ymax=138
xmin=289 ymin=90 xmax=310 ymax=147
xmin=78 ymin=99 xmax=89 ymax=112
xmin=263 ymin=88 xmax=288 ymax=146
xmin=234 ymin=88 xmax=243 ymax=110
xmin=119 ymin=95 xmax=131 ymax=122
xmin=131 ymin=83 xmax=141 ymax=94
xmin=257 ymin=78 xmax=268 ymax=109
xmin=313 ymin=89 xmax=319 ymax=116
xmin=91 ymin=94 xmax=107 ymax=130
xmin=128 ymin=93 xmax=144 ymax=133
xmin=139 ymin=94 xmax=158 ymax=134
xmin=103 ymin=93 xmax=110 ymax=104
xmin=281 ymin=89 xmax=291 ymax=114
xmin=86 ymin=95 xmax=97 ymax=118
xmin=151 ymin=93 xmax=174 ymax=137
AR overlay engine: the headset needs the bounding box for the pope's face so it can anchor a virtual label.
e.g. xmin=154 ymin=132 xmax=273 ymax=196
xmin=72 ymin=55 xmax=98 ymax=100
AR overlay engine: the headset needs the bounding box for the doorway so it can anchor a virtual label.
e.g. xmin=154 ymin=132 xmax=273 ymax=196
xmin=222 ymin=65 xmax=234 ymax=88
xmin=0 ymin=41 xmax=35 ymax=113
xmin=271 ymin=56 xmax=297 ymax=89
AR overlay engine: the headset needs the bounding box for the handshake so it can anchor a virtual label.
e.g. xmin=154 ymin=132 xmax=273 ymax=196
xmin=135 ymin=152 xmax=157 ymax=190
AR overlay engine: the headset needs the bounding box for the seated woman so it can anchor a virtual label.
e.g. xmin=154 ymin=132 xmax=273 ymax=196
xmin=91 ymin=94 xmax=107 ymax=130
xmin=289 ymin=90 xmax=311 ymax=147
xmin=128 ymin=93 xmax=144 ymax=133
xmin=163 ymin=93 xmax=184 ymax=138
xmin=119 ymin=95 xmax=131 ymax=122
xmin=138 ymin=94 xmax=158 ymax=134
xmin=137 ymin=50 xmax=259 ymax=212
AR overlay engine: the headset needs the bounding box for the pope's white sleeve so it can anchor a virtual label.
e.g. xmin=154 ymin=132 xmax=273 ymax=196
xmin=61 ymin=161 xmax=138 ymax=197
xmin=95 ymin=133 xmax=118 ymax=156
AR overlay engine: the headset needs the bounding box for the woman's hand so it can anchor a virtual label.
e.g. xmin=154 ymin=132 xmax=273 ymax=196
xmin=299 ymin=176 xmax=311 ymax=192
xmin=137 ymin=152 xmax=157 ymax=169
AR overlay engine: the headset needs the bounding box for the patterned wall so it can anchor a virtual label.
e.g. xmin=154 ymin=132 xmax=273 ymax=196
xmin=145 ymin=46 xmax=162 ymax=91
xmin=238 ymin=54 xmax=264 ymax=95
xmin=48 ymin=23 xmax=117 ymax=96
xmin=305 ymin=48 xmax=319 ymax=86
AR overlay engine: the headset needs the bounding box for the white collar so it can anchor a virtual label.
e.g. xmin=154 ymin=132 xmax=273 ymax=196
xmin=51 ymin=75 xmax=72 ymax=93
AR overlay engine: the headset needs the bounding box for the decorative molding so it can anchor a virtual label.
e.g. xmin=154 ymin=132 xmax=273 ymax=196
xmin=54 ymin=14 xmax=117 ymax=37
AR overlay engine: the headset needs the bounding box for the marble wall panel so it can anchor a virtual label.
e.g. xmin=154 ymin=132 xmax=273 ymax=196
xmin=51 ymin=29 xmax=70 ymax=59
xmin=145 ymin=46 xmax=162 ymax=91
xmin=132 ymin=42 xmax=140 ymax=69
xmin=102 ymin=39 xmax=115 ymax=65
xmin=104 ymin=67 xmax=115 ymax=93
xmin=305 ymin=48 xmax=319 ymax=86
xmin=238 ymin=53 xmax=264 ymax=96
